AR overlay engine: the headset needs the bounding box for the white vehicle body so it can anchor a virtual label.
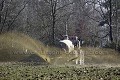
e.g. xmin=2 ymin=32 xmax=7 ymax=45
xmin=59 ymin=39 xmax=74 ymax=53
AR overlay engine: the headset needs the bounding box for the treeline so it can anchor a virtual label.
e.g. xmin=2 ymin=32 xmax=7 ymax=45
xmin=0 ymin=0 xmax=120 ymax=50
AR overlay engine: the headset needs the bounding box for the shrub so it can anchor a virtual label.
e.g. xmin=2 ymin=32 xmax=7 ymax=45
xmin=104 ymin=42 xmax=116 ymax=49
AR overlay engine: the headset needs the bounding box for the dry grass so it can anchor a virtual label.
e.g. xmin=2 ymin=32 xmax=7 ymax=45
xmin=0 ymin=32 xmax=120 ymax=66
xmin=49 ymin=47 xmax=120 ymax=66
xmin=82 ymin=47 xmax=120 ymax=65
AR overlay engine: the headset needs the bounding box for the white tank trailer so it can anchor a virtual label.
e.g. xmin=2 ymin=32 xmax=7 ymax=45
xmin=59 ymin=35 xmax=80 ymax=52
xmin=59 ymin=39 xmax=74 ymax=53
xmin=58 ymin=35 xmax=84 ymax=65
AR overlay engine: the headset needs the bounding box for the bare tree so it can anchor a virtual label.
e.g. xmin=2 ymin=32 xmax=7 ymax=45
xmin=0 ymin=0 xmax=27 ymax=33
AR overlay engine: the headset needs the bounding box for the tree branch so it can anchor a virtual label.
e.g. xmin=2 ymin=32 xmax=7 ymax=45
xmin=7 ymin=2 xmax=28 ymax=31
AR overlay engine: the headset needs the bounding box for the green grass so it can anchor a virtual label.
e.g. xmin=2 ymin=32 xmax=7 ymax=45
xmin=0 ymin=47 xmax=120 ymax=80
xmin=0 ymin=63 xmax=120 ymax=80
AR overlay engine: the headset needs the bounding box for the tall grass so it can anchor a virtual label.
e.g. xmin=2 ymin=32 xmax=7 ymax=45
xmin=82 ymin=47 xmax=120 ymax=65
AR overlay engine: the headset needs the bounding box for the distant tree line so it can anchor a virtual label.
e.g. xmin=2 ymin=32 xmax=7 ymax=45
xmin=0 ymin=0 xmax=120 ymax=51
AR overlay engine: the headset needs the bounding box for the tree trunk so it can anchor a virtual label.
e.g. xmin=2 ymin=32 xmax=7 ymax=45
xmin=109 ymin=0 xmax=113 ymax=42
xmin=115 ymin=0 xmax=119 ymax=50
xmin=51 ymin=0 xmax=57 ymax=45
xmin=0 ymin=0 xmax=4 ymax=33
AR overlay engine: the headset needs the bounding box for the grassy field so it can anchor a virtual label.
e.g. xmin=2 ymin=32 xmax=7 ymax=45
xmin=0 ymin=63 xmax=120 ymax=80
xmin=0 ymin=47 xmax=120 ymax=80
xmin=49 ymin=47 xmax=120 ymax=65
